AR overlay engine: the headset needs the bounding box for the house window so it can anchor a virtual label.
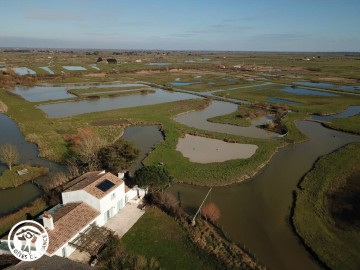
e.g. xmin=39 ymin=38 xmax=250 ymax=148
xmin=62 ymin=247 xmax=66 ymax=257
xmin=111 ymin=193 xmax=116 ymax=200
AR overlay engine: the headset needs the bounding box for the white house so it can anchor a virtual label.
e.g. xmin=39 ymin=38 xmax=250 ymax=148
xmin=42 ymin=171 xmax=145 ymax=258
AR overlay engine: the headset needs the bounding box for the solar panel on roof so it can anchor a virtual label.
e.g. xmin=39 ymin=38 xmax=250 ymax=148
xmin=96 ymin=179 xmax=115 ymax=192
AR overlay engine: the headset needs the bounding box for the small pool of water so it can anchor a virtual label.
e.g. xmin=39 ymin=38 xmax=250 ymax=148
xmin=147 ymin=63 xmax=171 ymax=66
xmin=267 ymin=97 xmax=303 ymax=105
xmin=63 ymin=66 xmax=87 ymax=71
xmin=311 ymin=105 xmax=360 ymax=122
xmin=295 ymin=81 xmax=360 ymax=91
xmin=170 ymin=81 xmax=202 ymax=86
xmin=282 ymin=86 xmax=338 ymax=97
xmin=40 ymin=66 xmax=55 ymax=75
xmin=13 ymin=67 xmax=36 ymax=75
xmin=89 ymin=64 xmax=100 ymax=70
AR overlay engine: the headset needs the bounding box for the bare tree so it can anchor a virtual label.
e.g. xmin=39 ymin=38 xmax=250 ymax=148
xmin=201 ymin=202 xmax=221 ymax=222
xmin=0 ymin=143 xmax=19 ymax=170
xmin=71 ymin=128 xmax=105 ymax=171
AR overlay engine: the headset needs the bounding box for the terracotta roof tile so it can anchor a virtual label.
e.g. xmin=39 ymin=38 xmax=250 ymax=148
xmin=46 ymin=203 xmax=100 ymax=255
xmin=64 ymin=172 xmax=123 ymax=199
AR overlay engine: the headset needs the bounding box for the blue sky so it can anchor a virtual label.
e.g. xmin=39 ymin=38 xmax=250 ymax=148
xmin=0 ymin=0 xmax=359 ymax=51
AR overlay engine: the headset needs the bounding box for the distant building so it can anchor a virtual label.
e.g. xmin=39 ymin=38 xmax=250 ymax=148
xmin=135 ymin=59 xmax=142 ymax=63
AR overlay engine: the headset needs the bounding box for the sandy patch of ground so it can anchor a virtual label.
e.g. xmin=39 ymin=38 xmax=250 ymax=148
xmin=318 ymin=77 xmax=357 ymax=83
xmin=176 ymin=134 xmax=258 ymax=163
xmin=83 ymin=72 xmax=106 ymax=77
xmin=0 ymin=101 xmax=8 ymax=113
xmin=135 ymin=70 xmax=161 ymax=74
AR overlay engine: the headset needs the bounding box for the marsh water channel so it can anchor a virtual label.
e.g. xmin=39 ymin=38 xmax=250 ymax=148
xmin=0 ymin=114 xmax=65 ymax=215
xmin=169 ymin=121 xmax=360 ymax=270
xmin=2 ymin=82 xmax=360 ymax=269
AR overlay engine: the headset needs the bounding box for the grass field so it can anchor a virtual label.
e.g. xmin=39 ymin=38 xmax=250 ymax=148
xmin=121 ymin=207 xmax=219 ymax=270
xmin=293 ymin=142 xmax=360 ymax=270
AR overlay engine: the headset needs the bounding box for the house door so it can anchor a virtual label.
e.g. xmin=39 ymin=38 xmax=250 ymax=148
xmin=104 ymin=209 xmax=111 ymax=222
xmin=117 ymin=199 xmax=124 ymax=212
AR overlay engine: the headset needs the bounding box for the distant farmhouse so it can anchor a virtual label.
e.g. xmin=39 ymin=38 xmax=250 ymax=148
xmin=38 ymin=171 xmax=144 ymax=258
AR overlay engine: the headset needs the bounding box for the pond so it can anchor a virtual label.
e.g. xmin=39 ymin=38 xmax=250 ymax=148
xmin=0 ymin=114 xmax=65 ymax=215
xmin=62 ymin=66 xmax=87 ymax=71
xmin=294 ymin=81 xmax=360 ymax=91
xmin=37 ymin=89 xmax=200 ymax=118
xmin=11 ymin=83 xmax=147 ymax=102
xmin=267 ymin=97 xmax=303 ymax=105
xmin=174 ymin=101 xmax=279 ymax=139
xmin=311 ymin=105 xmax=360 ymax=122
xmin=121 ymin=125 xmax=164 ymax=174
xmin=39 ymin=66 xmax=55 ymax=75
xmin=13 ymin=67 xmax=36 ymax=75
xmin=168 ymin=121 xmax=360 ymax=270
xmin=282 ymin=86 xmax=339 ymax=97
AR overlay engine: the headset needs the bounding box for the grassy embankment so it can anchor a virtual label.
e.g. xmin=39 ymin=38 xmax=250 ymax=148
xmin=0 ymin=165 xmax=49 ymax=189
xmin=119 ymin=207 xmax=220 ymax=270
xmin=0 ymin=197 xmax=48 ymax=235
xmin=326 ymin=114 xmax=360 ymax=135
xmin=293 ymin=142 xmax=360 ymax=270
xmin=0 ymin=88 xmax=282 ymax=186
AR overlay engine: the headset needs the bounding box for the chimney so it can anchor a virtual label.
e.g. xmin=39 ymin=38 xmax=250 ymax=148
xmin=43 ymin=211 xmax=54 ymax=230
xmin=118 ymin=171 xmax=125 ymax=179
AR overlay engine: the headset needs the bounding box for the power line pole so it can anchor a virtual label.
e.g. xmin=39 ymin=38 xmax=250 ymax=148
xmin=191 ymin=187 xmax=213 ymax=226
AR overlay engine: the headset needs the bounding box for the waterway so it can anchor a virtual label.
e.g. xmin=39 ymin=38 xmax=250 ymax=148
xmin=0 ymin=114 xmax=65 ymax=215
xmin=174 ymin=101 xmax=278 ymax=139
xmin=311 ymin=105 xmax=360 ymax=122
xmin=168 ymin=121 xmax=360 ymax=270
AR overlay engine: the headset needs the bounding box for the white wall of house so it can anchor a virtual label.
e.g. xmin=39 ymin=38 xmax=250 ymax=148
xmin=96 ymin=182 xmax=126 ymax=226
xmin=62 ymin=190 xmax=100 ymax=212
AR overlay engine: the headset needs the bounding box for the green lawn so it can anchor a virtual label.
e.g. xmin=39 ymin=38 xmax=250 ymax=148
xmin=122 ymin=207 xmax=219 ymax=270
xmin=293 ymin=142 xmax=360 ymax=270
